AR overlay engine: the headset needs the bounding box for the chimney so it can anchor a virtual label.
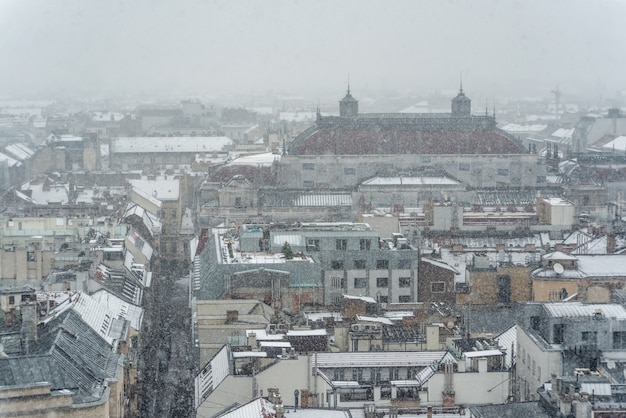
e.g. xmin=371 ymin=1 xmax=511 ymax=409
xmin=478 ymin=357 xmax=488 ymax=373
xmin=607 ymin=235 xmax=617 ymax=254
xmin=275 ymin=404 xmax=285 ymax=418
xmin=226 ymin=310 xmax=239 ymax=323
xmin=20 ymin=302 xmax=38 ymax=354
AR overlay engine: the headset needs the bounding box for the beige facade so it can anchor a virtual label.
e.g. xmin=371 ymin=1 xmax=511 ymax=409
xmin=536 ymin=197 xmax=576 ymax=228
xmin=531 ymin=278 xmax=579 ymax=302
xmin=276 ymin=153 xmax=544 ymax=190
xmin=0 ymin=249 xmax=54 ymax=282
xmin=0 ymin=216 xmax=82 ymax=282
xmin=0 ymin=382 xmax=117 ymax=418
xmin=0 ymin=286 xmax=35 ymax=313
xmin=458 ymin=265 xmax=533 ymax=305
xmin=128 ymin=175 xmax=194 ymax=274
xmin=195 ymin=300 xmax=273 ymax=366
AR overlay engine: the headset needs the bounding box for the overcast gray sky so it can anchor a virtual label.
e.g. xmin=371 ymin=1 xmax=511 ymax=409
xmin=0 ymin=0 xmax=624 ymax=99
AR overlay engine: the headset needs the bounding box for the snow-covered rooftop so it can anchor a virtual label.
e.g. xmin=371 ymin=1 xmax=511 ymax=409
xmin=544 ymin=302 xmax=626 ymax=320
xmin=540 ymin=197 xmax=573 ymax=206
xmin=227 ymin=152 xmax=280 ymax=167
xmin=4 ymin=143 xmax=35 ymax=161
xmin=602 ymin=135 xmax=626 ymax=153
xmin=112 ymin=136 xmax=233 ymax=153
xmin=129 ymin=177 xmax=180 ymax=200
xmin=501 ymin=123 xmax=547 ymax=133
xmin=355 ymin=315 xmax=394 ymax=325
xmin=550 ymin=128 xmax=575 ymax=140
xmin=0 ymin=152 xmax=21 ymax=168
xmin=420 ymin=257 xmax=460 ymax=274
xmin=91 ymin=289 xmax=144 ymax=331
xmin=343 ymin=294 xmax=377 ymax=304
xmin=21 ymin=182 xmax=69 ymax=204
xmin=362 ymin=176 xmax=460 ymax=186
xmin=577 ymin=255 xmax=626 ymax=277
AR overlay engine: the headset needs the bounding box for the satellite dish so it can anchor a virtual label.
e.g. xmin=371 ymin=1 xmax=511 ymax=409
xmin=553 ymin=263 xmax=564 ymax=274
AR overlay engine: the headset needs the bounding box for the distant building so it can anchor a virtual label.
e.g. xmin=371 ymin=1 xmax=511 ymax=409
xmin=275 ymin=87 xmax=544 ymax=191
xmin=516 ymin=302 xmax=626 ymax=401
xmin=530 ymin=251 xmax=626 ymax=303
xmin=198 ymin=222 xmax=420 ymax=307
xmin=0 ymin=291 xmax=133 ymax=417
xmin=108 ymin=136 xmax=233 ymax=170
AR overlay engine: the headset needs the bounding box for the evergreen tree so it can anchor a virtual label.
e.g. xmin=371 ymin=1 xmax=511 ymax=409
xmin=282 ymin=241 xmax=293 ymax=260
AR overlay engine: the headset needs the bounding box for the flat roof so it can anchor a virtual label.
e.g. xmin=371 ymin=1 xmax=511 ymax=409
xmin=544 ymin=302 xmax=626 ymax=320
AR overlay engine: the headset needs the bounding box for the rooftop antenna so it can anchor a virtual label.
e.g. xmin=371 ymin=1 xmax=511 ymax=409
xmin=316 ymin=98 xmax=321 ymax=123
xmin=551 ymin=85 xmax=561 ymax=118
xmin=485 ymin=98 xmax=488 ymax=116
xmin=460 ymin=72 xmax=463 ymax=93
xmin=347 ymin=73 xmax=351 ymax=95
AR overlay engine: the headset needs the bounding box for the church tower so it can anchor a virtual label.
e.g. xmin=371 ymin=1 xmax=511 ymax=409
xmin=339 ymin=85 xmax=359 ymax=118
xmin=451 ymin=83 xmax=471 ymax=117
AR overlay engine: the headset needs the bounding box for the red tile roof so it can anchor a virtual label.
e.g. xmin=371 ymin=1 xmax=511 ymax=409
xmin=291 ymin=126 xmax=523 ymax=155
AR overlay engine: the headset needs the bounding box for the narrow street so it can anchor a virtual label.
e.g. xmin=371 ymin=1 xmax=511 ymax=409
xmin=138 ymin=263 xmax=194 ymax=418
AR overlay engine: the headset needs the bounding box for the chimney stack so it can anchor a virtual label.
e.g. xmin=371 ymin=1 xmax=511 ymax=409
xmin=226 ymin=310 xmax=239 ymax=323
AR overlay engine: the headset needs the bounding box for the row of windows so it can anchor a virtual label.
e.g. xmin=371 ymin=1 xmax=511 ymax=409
xmin=306 ymin=177 xmax=540 ymax=188
xmin=304 ymin=162 xmax=540 ymax=182
xmin=333 ymin=276 xmax=412 ymax=288
xmin=7 ymin=294 xmax=33 ymax=305
xmin=333 ymin=367 xmax=418 ymax=382
xmin=518 ymin=344 xmax=540 ymax=380
xmin=303 ymin=163 xmax=356 ymax=175
xmin=330 ymin=259 xmax=413 ymax=269
xmin=332 ymin=276 xmax=443 ymax=293
xmin=309 ymin=239 xmax=404 ymax=255
xmin=335 ymin=239 xmax=373 ymax=251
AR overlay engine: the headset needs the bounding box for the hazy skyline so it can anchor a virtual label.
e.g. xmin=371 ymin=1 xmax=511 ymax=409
xmin=1 ymin=0 xmax=625 ymax=100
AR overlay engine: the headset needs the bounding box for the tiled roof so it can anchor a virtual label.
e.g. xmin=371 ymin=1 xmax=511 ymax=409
xmin=3 ymin=309 xmax=120 ymax=404
xmin=0 ymin=356 xmax=76 ymax=390
xmin=291 ymin=126 xmax=523 ymax=156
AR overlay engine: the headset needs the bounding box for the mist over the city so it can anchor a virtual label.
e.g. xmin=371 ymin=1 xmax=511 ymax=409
xmin=1 ymin=0 xmax=625 ymax=100
xmin=3 ymin=2 xmax=626 ymax=418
